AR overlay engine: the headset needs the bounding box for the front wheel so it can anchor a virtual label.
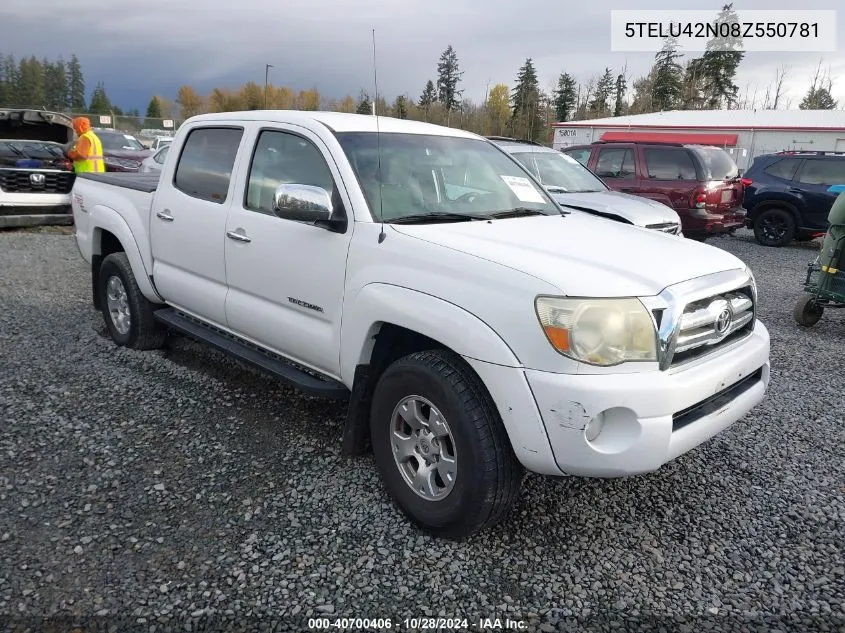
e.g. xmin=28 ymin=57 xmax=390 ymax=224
xmin=98 ymin=252 xmax=167 ymax=349
xmin=369 ymin=349 xmax=523 ymax=539
xmin=793 ymin=293 xmax=824 ymax=327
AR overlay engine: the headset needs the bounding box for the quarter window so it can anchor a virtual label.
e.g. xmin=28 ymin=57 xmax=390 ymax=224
xmin=762 ymin=158 xmax=801 ymax=181
xmin=595 ymin=148 xmax=636 ymax=179
xmin=174 ymin=127 xmax=243 ymax=203
xmin=644 ymin=148 xmax=698 ymax=180
xmin=245 ymin=130 xmax=335 ymax=214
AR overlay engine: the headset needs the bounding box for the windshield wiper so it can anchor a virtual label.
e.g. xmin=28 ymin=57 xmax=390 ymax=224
xmin=388 ymin=212 xmax=492 ymax=224
xmin=489 ymin=207 xmax=560 ymax=219
xmin=545 ymin=186 xmax=568 ymax=193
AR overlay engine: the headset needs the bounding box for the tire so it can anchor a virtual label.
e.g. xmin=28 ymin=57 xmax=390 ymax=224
xmin=793 ymin=293 xmax=824 ymax=327
xmin=754 ymin=208 xmax=796 ymax=247
xmin=369 ymin=349 xmax=523 ymax=539
xmin=98 ymin=252 xmax=167 ymax=350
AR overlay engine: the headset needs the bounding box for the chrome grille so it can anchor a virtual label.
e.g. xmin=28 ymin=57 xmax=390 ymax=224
xmin=646 ymin=222 xmax=681 ymax=235
xmin=0 ymin=169 xmax=75 ymax=194
xmin=670 ymin=288 xmax=755 ymax=366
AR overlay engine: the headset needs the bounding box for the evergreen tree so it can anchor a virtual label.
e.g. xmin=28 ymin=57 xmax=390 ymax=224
xmin=145 ymin=96 xmax=163 ymax=119
xmin=418 ymin=80 xmax=437 ymax=121
xmin=652 ymin=36 xmax=683 ymax=111
xmin=511 ymin=58 xmax=543 ymax=140
xmin=687 ymin=4 xmax=745 ymax=109
xmin=613 ymin=72 xmax=627 ymax=116
xmin=43 ymin=58 xmax=68 ymax=110
xmin=800 ymin=87 xmax=837 ymax=109
xmin=88 ymin=82 xmax=112 ymax=114
xmin=588 ymin=67 xmax=614 ymax=116
xmin=0 ymin=53 xmax=7 ymax=106
xmin=553 ymin=73 xmax=577 ymax=122
xmin=356 ymin=91 xmax=371 ymax=115
xmin=2 ymin=55 xmax=20 ymax=106
xmin=67 ymin=54 xmax=85 ymax=111
xmin=393 ymin=94 xmax=408 ymax=119
xmin=18 ymin=57 xmax=45 ymax=108
xmin=436 ymin=45 xmax=463 ymax=123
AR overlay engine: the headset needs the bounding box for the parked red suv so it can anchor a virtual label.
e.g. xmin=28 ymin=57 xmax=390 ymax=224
xmin=561 ymin=141 xmax=745 ymax=240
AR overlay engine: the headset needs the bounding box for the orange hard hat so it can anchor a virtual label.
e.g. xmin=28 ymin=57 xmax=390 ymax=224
xmin=72 ymin=117 xmax=91 ymax=134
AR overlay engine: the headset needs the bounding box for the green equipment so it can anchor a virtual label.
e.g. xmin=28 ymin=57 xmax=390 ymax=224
xmin=793 ymin=185 xmax=845 ymax=327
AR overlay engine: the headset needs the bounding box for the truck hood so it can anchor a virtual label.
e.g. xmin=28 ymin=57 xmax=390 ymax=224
xmin=390 ymin=212 xmax=746 ymax=297
xmin=0 ymin=109 xmax=74 ymax=144
xmin=552 ymin=190 xmax=680 ymax=227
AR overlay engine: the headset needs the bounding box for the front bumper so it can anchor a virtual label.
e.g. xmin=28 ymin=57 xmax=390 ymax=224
xmin=525 ymin=321 xmax=770 ymax=477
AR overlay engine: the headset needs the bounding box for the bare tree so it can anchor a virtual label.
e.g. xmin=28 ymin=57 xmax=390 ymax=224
xmin=772 ymin=65 xmax=789 ymax=109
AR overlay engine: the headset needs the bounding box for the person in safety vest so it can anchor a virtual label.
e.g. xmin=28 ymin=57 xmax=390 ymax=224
xmin=66 ymin=117 xmax=105 ymax=173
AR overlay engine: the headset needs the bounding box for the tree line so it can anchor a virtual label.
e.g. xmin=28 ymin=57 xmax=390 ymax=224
xmin=0 ymin=4 xmax=839 ymax=143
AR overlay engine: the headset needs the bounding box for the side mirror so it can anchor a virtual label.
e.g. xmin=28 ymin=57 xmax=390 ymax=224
xmin=272 ymin=183 xmax=334 ymax=223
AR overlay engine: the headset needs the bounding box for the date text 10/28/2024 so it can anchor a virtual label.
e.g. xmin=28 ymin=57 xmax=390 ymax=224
xmin=308 ymin=617 xmax=529 ymax=630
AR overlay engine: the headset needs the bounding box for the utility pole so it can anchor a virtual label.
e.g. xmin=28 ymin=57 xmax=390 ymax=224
xmin=264 ymin=64 xmax=274 ymax=109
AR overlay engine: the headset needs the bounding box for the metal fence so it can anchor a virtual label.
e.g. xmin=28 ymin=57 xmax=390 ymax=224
xmin=66 ymin=112 xmax=185 ymax=146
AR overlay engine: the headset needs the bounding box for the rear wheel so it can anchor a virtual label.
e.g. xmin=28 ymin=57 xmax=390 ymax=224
xmin=793 ymin=293 xmax=824 ymax=327
xmin=754 ymin=208 xmax=795 ymax=247
xmin=369 ymin=349 xmax=523 ymax=539
xmin=98 ymin=252 xmax=167 ymax=350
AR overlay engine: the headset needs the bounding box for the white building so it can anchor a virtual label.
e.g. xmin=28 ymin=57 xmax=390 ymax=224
xmin=551 ymin=110 xmax=845 ymax=170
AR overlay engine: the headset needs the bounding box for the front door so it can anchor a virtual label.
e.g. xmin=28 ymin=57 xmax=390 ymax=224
xmin=591 ymin=146 xmax=639 ymax=195
xmin=223 ymin=126 xmax=354 ymax=376
xmin=149 ymin=125 xmax=245 ymax=326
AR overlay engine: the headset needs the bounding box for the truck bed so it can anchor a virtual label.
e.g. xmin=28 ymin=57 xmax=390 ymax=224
xmin=77 ymin=172 xmax=160 ymax=193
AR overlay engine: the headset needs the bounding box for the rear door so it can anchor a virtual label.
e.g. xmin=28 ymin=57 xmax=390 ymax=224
xmin=590 ymin=145 xmax=639 ymax=194
xmin=637 ymin=145 xmax=699 ymax=211
xmin=691 ymin=146 xmax=743 ymax=212
xmin=149 ymin=125 xmax=245 ymax=326
xmin=792 ymin=157 xmax=845 ymax=229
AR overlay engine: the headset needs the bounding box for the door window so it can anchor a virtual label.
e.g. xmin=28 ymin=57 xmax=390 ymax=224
xmin=595 ymin=148 xmax=636 ymax=179
xmin=245 ymin=130 xmax=335 ymax=215
xmin=796 ymin=159 xmax=845 ymax=186
xmin=174 ymin=127 xmax=243 ymax=203
xmin=643 ymin=148 xmax=698 ymax=180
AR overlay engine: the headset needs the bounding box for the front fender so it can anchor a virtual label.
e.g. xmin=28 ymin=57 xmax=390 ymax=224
xmin=90 ymin=204 xmax=163 ymax=304
xmin=340 ymin=283 xmax=521 ymax=382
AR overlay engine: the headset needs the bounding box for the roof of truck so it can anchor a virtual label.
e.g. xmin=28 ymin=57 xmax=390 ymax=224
xmin=185 ymin=110 xmax=480 ymax=138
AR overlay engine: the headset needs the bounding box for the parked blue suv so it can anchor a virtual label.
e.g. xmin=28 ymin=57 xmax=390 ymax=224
xmin=742 ymin=151 xmax=845 ymax=247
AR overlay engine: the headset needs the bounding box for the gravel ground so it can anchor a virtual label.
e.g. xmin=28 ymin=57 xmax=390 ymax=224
xmin=0 ymin=228 xmax=843 ymax=633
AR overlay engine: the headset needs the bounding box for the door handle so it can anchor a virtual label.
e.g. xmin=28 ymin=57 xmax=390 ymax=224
xmin=226 ymin=229 xmax=251 ymax=243
xmin=156 ymin=209 xmax=174 ymax=222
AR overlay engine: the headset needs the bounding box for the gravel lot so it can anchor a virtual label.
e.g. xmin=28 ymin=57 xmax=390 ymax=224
xmin=1 ymin=227 xmax=843 ymax=632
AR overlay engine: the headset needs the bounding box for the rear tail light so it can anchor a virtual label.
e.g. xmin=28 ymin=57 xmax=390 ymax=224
xmin=692 ymin=188 xmax=707 ymax=209
xmin=740 ymin=178 xmax=752 ymax=187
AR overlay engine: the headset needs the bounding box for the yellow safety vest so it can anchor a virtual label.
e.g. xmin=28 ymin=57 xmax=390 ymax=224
xmin=73 ymin=130 xmax=105 ymax=173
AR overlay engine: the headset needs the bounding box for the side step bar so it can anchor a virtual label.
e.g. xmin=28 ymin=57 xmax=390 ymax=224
xmin=153 ymin=308 xmax=349 ymax=400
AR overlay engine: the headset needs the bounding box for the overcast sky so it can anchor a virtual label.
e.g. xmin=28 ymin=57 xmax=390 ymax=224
xmin=1 ymin=0 xmax=844 ymax=113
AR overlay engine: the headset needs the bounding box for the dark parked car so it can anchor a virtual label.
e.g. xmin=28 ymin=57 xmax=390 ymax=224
xmin=561 ymin=141 xmax=745 ymax=240
xmin=741 ymin=151 xmax=845 ymax=247
xmin=94 ymin=129 xmax=152 ymax=172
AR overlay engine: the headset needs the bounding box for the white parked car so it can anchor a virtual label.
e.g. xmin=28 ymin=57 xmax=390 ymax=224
xmin=489 ymin=136 xmax=683 ymax=236
xmin=71 ymin=111 xmax=770 ymax=539
xmin=0 ymin=108 xmax=76 ymax=227
xmin=139 ymin=145 xmax=169 ymax=173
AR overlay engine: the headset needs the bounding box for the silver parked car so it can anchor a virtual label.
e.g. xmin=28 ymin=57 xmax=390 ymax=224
xmin=139 ymin=144 xmax=169 ymax=173
xmin=489 ymin=136 xmax=683 ymax=236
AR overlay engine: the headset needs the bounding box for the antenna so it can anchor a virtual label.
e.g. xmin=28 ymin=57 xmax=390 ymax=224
xmin=372 ymin=28 xmax=386 ymax=244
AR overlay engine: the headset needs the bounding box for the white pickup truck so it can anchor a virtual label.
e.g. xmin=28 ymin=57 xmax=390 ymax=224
xmin=71 ymin=111 xmax=771 ymax=539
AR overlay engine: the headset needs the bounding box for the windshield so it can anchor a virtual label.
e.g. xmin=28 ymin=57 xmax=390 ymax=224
xmin=98 ymin=132 xmax=146 ymax=151
xmin=334 ymin=132 xmax=561 ymax=221
xmin=0 ymin=140 xmax=64 ymax=159
xmin=514 ymin=150 xmax=607 ymax=193
xmin=694 ymin=146 xmax=739 ymax=180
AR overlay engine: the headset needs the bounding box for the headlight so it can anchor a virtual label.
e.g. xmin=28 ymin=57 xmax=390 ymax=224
xmin=535 ymin=296 xmax=658 ymax=366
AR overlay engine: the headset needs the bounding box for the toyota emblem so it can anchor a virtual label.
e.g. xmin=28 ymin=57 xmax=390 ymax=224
xmin=29 ymin=173 xmax=46 ymax=186
xmin=715 ymin=308 xmax=732 ymax=334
